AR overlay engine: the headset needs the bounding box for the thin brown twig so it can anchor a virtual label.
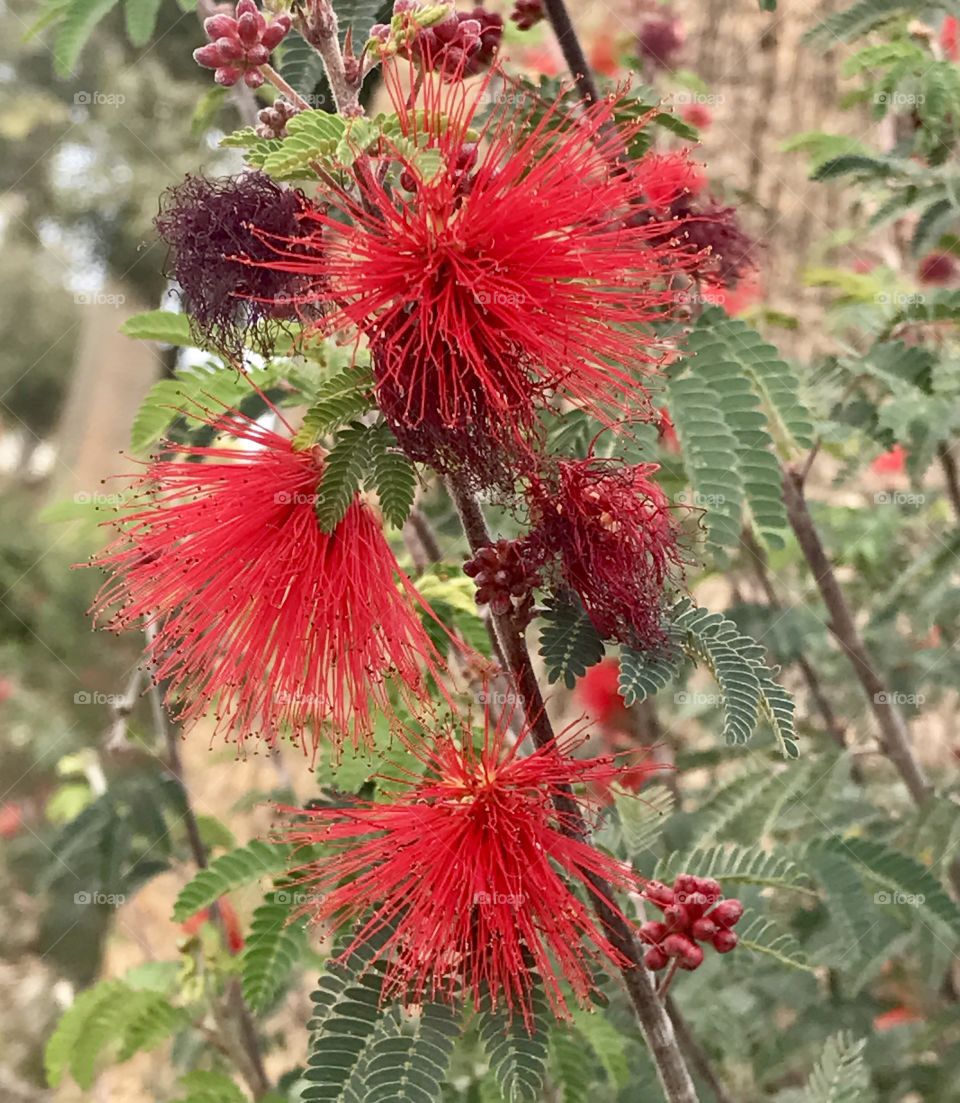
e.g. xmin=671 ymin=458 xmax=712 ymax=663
xmin=447 ymin=479 xmax=700 ymax=1103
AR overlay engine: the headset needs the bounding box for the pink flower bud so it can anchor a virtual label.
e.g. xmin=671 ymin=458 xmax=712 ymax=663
xmin=691 ymin=917 xmax=719 ymax=941
xmin=261 ymin=15 xmax=292 ymax=49
xmin=243 ymin=67 xmax=266 ymax=88
xmin=215 ymin=35 xmax=244 ymax=61
xmin=662 ymin=933 xmax=702 ymax=969
xmin=643 ymin=880 xmax=675 ymax=908
xmin=236 ymin=10 xmax=264 ymax=47
xmin=678 ymin=941 xmax=704 ymax=970
xmin=639 ymin=920 xmax=668 ymax=944
xmin=246 ymin=43 xmax=270 ymax=65
xmin=663 ymin=903 xmax=690 ymax=932
xmin=214 ymin=65 xmax=242 ymax=85
xmin=203 ymin=14 xmax=237 ymax=39
xmin=194 ymin=43 xmax=225 ymax=68
xmin=644 ymin=945 xmax=669 ymax=970
xmin=710 ymin=899 xmax=744 ymax=929
xmin=713 ymin=929 xmax=738 ymax=953
xmin=235 ymin=0 xmax=259 ymax=16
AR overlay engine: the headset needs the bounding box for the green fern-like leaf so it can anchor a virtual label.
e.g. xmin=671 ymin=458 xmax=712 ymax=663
xmin=618 ymin=642 xmax=681 ymax=705
xmin=549 ymin=1025 xmax=590 ymax=1103
xmin=171 ymin=840 xmax=292 ymax=923
xmin=121 ymin=309 xmax=194 ymax=346
xmin=315 ymin=422 xmax=372 ymax=532
xmin=129 ymin=364 xmax=287 ymax=453
xmin=613 ymin=784 xmax=674 ymax=860
xmin=738 ymin=914 xmax=813 ymax=972
xmin=478 ymin=992 xmax=549 ymax=1103
xmin=656 ymin=844 xmax=816 ymax=895
xmin=171 ymin=1070 xmax=248 ymax=1103
xmin=122 ymin=0 xmax=161 ymax=44
xmin=360 ymin=1002 xmax=459 ymax=1103
xmin=799 ymin=1032 xmax=871 ymax=1103
xmin=365 ymin=424 xmax=418 ymax=529
xmin=241 ymin=893 xmax=309 ymax=1013
xmin=817 ymin=835 xmax=960 ymax=936
xmin=538 ymin=595 xmax=605 ymax=689
xmin=804 ymin=0 xmax=916 ymax=47
xmin=280 ymin=29 xmax=328 ymax=94
xmin=567 ymin=1008 xmax=630 ymax=1090
xmin=53 ymin=0 xmax=121 ymax=76
xmin=116 ymin=990 xmax=189 ymax=1062
xmin=811 ymin=154 xmax=899 ymax=181
xmin=294 ymin=364 xmax=375 ymax=447
xmin=665 ymin=371 xmax=746 ymax=555
xmin=679 ymin=324 xmax=788 ymax=547
xmin=304 ymin=949 xmax=393 ymax=1101
xmin=45 ymin=980 xmax=126 ymax=1088
xmin=259 ymin=109 xmax=348 ymax=178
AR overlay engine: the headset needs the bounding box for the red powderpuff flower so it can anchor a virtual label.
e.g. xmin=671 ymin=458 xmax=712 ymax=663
xmin=155 ymin=173 xmax=319 ymax=358
xmin=871 ymin=444 xmax=907 ymax=476
xmin=88 ymin=409 xmax=447 ymax=755
xmin=634 ymin=151 xmax=706 ymax=211
xmin=253 ymin=65 xmax=701 ymax=486
xmin=680 ymin=103 xmax=712 ymax=130
xmin=280 ymin=710 xmax=646 ymax=1025
xmin=918 ymin=251 xmax=958 ymax=285
xmin=576 ymin=658 xmax=625 ymax=726
xmin=941 ymin=15 xmax=959 ymax=62
xmin=527 ymin=459 xmax=683 ymax=647
xmin=182 ymin=896 xmax=245 ymax=954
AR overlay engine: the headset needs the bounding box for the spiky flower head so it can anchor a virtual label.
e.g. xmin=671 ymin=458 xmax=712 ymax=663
xmin=88 ymin=410 xmax=448 ymax=756
xmin=527 ymin=459 xmax=683 ymax=647
xmin=250 ymin=65 xmax=702 ymax=488
xmin=154 ymin=172 xmax=317 ymax=359
xmin=281 ymin=709 xmax=648 ymax=1025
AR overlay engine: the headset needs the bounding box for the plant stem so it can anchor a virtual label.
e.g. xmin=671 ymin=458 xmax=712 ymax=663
xmin=144 ymin=627 xmax=272 ymax=1100
xmin=740 ymin=526 xmax=849 ymax=755
xmin=540 ymin=0 xmax=602 ymax=105
xmin=447 ymin=480 xmax=700 ymax=1103
xmin=296 ymin=1 xmax=361 ymax=116
xmin=666 ymin=997 xmax=736 ymax=1103
xmin=780 ymin=467 xmax=931 ymax=804
xmin=261 ymin=64 xmax=313 ymax=112
xmin=938 ymin=443 xmax=960 ymax=522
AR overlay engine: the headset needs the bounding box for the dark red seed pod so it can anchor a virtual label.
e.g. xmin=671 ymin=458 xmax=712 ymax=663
xmin=639 ymin=920 xmax=668 ymax=945
xmin=713 ymin=929 xmax=739 ymax=953
xmin=644 ymin=945 xmax=669 ymax=970
xmin=710 ymin=899 xmax=745 ymax=929
xmin=663 ymin=904 xmax=690 ymax=932
xmin=678 ymin=941 xmax=704 ymax=970
xmin=662 ymin=933 xmax=702 ymax=969
xmin=643 ymin=880 xmax=675 ymax=908
xmin=691 ymin=916 xmax=719 ymax=942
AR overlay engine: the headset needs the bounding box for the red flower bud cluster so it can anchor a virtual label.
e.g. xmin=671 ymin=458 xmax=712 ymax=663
xmin=637 ymin=14 xmax=684 ymax=71
xmin=194 ymin=0 xmax=292 ymax=88
xmin=380 ymin=1 xmax=502 ymax=78
xmin=639 ymin=875 xmax=743 ymax=971
xmin=463 ymin=538 xmax=540 ymax=627
xmin=256 ymin=97 xmax=300 ymax=139
xmin=510 ymin=0 xmax=545 ymax=30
